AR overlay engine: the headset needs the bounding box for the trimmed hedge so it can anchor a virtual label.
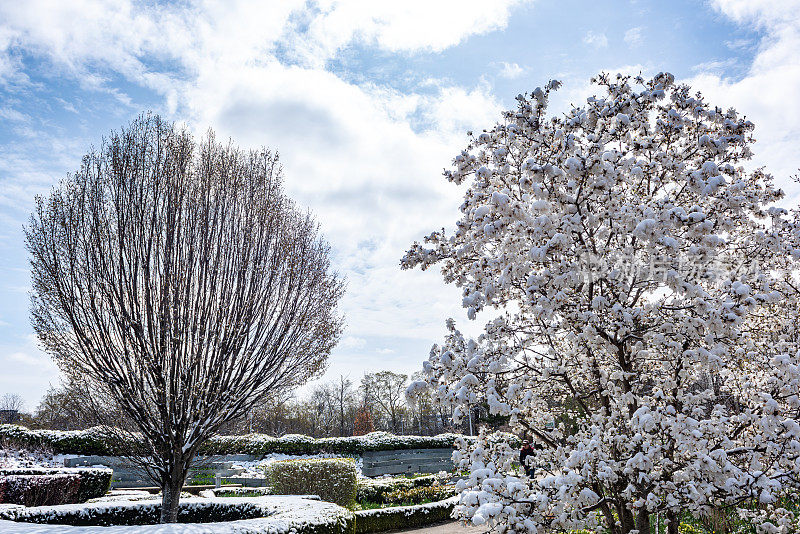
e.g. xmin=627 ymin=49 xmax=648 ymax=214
xmin=0 ymin=495 xmax=355 ymax=533
xmin=270 ymin=458 xmax=357 ymax=507
xmin=0 ymin=474 xmax=81 ymax=506
xmin=0 ymin=499 xmax=262 ymax=525
xmin=203 ymin=432 xmax=467 ymax=455
xmin=0 ymin=425 xmax=480 ymax=456
xmin=354 ymin=497 xmax=457 ymax=534
xmin=0 ymin=468 xmax=111 ymax=503
xmin=0 ymin=425 xmax=124 ymax=456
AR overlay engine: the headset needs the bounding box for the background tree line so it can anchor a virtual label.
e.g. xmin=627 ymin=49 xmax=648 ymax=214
xmin=6 ymin=370 xmax=502 ymax=437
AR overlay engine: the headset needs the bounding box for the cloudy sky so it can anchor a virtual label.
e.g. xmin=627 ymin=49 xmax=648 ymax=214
xmin=1 ymin=0 xmax=799 ymax=410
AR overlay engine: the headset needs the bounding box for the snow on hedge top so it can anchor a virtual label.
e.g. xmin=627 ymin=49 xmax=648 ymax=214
xmin=0 ymin=495 xmax=353 ymax=533
xmin=353 ymin=496 xmax=458 ymax=518
xmin=0 ymin=425 xmax=475 ymax=456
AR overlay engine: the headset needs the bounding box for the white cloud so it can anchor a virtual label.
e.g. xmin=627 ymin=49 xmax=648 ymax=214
xmin=340 ymin=336 xmax=367 ymax=349
xmin=583 ymin=30 xmax=608 ymax=48
xmin=690 ymin=58 xmax=739 ymax=75
xmin=498 ymin=61 xmax=524 ymax=79
xmin=0 ymin=0 xmax=507 ymax=397
xmin=0 ymin=106 xmax=28 ymax=122
xmin=692 ymin=0 xmax=800 ymax=197
xmin=303 ymin=0 xmax=529 ymax=58
xmin=624 ymin=26 xmax=642 ymax=47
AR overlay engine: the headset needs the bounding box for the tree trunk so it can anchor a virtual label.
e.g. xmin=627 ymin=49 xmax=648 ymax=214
xmin=666 ymin=511 xmax=679 ymax=534
xmin=600 ymin=501 xmax=620 ymax=534
xmin=636 ymin=509 xmax=651 ymax=534
xmin=619 ymin=507 xmax=636 ymax=534
xmin=160 ymin=465 xmax=186 ymax=523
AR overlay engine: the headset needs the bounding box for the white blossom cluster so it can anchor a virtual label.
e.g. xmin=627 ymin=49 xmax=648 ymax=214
xmin=403 ymin=72 xmax=800 ymax=534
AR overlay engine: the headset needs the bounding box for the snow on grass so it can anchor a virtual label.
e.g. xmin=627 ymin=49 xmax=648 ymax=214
xmin=0 ymin=447 xmax=65 ymax=469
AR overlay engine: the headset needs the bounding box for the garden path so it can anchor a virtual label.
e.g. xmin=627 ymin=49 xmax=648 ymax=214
xmin=398 ymin=522 xmax=486 ymax=534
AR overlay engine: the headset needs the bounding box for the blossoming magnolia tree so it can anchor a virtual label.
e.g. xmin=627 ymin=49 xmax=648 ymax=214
xmin=403 ymin=73 xmax=800 ymax=534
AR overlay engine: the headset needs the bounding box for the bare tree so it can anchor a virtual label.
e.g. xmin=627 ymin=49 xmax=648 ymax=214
xmin=0 ymin=393 xmax=25 ymax=413
xmin=361 ymin=371 xmax=408 ymax=433
xmin=333 ymin=375 xmax=354 ymax=436
xmin=26 ymin=115 xmax=344 ymax=522
xmin=33 ymin=383 xmax=101 ymax=430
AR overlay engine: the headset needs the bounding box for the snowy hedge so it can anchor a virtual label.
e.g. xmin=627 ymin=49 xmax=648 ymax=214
xmin=0 ymin=425 xmax=125 ymax=456
xmin=356 ymin=474 xmax=444 ymax=504
xmin=0 ymin=468 xmax=111 ymax=504
xmin=353 ymin=496 xmax=457 ymax=534
xmin=0 ymin=425 xmax=482 ymax=456
xmin=269 ymin=458 xmax=357 ymax=507
xmin=0 ymin=474 xmax=81 ymax=506
xmin=203 ymin=432 xmax=469 ymax=455
xmin=0 ymin=498 xmax=262 ymax=525
xmin=0 ymin=495 xmax=355 ymax=533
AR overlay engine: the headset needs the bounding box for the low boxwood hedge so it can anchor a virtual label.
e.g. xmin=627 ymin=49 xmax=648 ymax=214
xmin=0 ymin=425 xmax=490 ymax=456
xmin=0 ymin=495 xmax=356 ymax=533
xmin=0 ymin=473 xmax=81 ymax=506
xmin=269 ymin=458 xmax=357 ymax=507
xmin=354 ymin=497 xmax=457 ymax=534
xmin=0 ymin=425 xmax=125 ymax=456
xmin=0 ymin=499 xmax=262 ymax=525
xmin=0 ymin=468 xmax=111 ymax=503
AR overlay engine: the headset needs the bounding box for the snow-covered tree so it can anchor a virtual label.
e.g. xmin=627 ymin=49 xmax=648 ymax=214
xmin=404 ymin=73 xmax=800 ymax=534
xmin=27 ymin=115 xmax=344 ymax=522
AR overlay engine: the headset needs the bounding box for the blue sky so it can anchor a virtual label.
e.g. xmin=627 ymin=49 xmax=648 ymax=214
xmin=1 ymin=0 xmax=799 ymax=409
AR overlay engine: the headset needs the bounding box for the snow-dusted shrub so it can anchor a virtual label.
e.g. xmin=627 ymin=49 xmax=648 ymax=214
xmin=0 ymin=425 xmax=469 ymax=456
xmin=0 ymin=496 xmax=356 ymax=533
xmin=0 ymin=468 xmax=111 ymax=504
xmin=270 ymin=458 xmax=357 ymax=507
xmin=0 ymin=498 xmax=263 ymax=525
xmin=0 ymin=425 xmax=125 ymax=456
xmin=357 ymin=478 xmax=414 ymax=504
xmin=381 ymin=485 xmax=455 ymax=506
xmin=202 ymin=431 xmax=466 ymax=455
xmin=354 ymin=496 xmax=456 ymax=534
xmin=0 ymin=474 xmax=80 ymax=506
xmin=356 ymin=474 xmax=447 ymax=504
xmin=403 ymin=71 xmax=800 ymax=534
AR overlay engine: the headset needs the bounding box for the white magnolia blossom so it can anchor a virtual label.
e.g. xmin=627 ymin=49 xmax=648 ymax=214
xmin=403 ymin=73 xmax=800 ymax=534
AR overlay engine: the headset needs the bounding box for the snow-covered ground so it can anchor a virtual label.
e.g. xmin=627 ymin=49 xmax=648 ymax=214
xmin=0 ymin=447 xmax=68 ymax=469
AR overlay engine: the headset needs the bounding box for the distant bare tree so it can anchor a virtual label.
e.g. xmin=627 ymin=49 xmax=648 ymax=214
xmin=0 ymin=394 xmax=25 ymax=423
xmin=33 ymin=384 xmax=95 ymax=430
xmin=361 ymin=371 xmax=408 ymax=433
xmin=26 ymin=115 xmax=344 ymax=522
xmin=333 ymin=375 xmax=354 ymax=436
xmin=0 ymin=393 xmax=24 ymax=413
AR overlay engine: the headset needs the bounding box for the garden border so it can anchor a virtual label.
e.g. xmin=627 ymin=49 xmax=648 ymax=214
xmin=0 ymin=425 xmax=488 ymax=456
xmin=0 ymin=495 xmax=355 ymax=533
xmin=354 ymin=496 xmax=458 ymax=534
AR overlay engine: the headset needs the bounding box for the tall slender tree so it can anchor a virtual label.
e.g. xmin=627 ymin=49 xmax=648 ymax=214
xmin=26 ymin=115 xmax=344 ymax=522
